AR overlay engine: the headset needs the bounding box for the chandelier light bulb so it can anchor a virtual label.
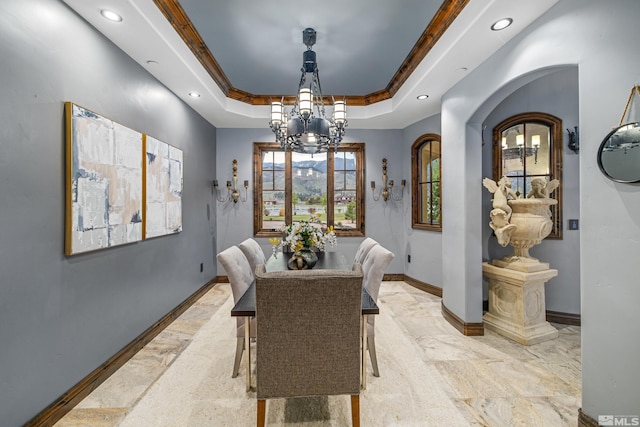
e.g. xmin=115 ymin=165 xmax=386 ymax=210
xmin=334 ymin=101 xmax=346 ymax=124
xmin=271 ymin=102 xmax=283 ymax=125
xmin=299 ymin=88 xmax=313 ymax=116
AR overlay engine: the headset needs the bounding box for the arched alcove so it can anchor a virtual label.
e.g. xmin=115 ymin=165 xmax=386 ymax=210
xmin=441 ymin=64 xmax=579 ymax=329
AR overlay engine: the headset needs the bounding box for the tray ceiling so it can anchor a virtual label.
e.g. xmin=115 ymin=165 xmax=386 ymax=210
xmin=61 ymin=0 xmax=559 ymax=129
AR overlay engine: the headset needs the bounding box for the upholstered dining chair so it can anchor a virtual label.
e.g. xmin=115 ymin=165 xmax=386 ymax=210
xmin=361 ymin=244 xmax=394 ymax=377
xmin=254 ymin=264 xmax=364 ymax=427
xmin=354 ymin=237 xmax=379 ymax=266
xmin=216 ymin=246 xmax=256 ymax=378
xmin=238 ymin=238 xmax=266 ymax=277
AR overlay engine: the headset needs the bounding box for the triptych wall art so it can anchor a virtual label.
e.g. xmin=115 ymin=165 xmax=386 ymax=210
xmin=65 ymin=102 xmax=183 ymax=255
xmin=145 ymin=135 xmax=183 ymax=238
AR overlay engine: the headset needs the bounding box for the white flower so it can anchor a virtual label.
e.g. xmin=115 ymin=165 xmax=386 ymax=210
xmin=280 ymin=216 xmax=337 ymax=252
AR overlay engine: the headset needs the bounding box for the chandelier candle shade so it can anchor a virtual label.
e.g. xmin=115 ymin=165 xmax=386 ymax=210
xmin=269 ymin=28 xmax=347 ymax=154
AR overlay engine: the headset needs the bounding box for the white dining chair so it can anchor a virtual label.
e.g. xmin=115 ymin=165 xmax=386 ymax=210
xmin=217 ymin=246 xmax=256 ymax=378
xmin=238 ymin=238 xmax=266 ymax=277
xmin=354 ymin=237 xmax=379 ymax=266
xmin=361 ymin=244 xmax=394 ymax=377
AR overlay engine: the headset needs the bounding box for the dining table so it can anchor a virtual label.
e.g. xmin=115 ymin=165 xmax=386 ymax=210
xmin=231 ymin=250 xmax=379 ymax=392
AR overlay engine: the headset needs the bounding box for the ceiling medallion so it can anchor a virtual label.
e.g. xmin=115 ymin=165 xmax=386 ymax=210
xmin=269 ymin=28 xmax=347 ymax=154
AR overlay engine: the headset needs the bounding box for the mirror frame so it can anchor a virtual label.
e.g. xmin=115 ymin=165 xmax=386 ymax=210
xmin=597 ymin=122 xmax=640 ymax=183
xmin=493 ymin=112 xmax=563 ymax=239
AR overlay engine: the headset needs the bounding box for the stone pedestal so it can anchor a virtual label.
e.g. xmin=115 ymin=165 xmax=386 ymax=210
xmin=483 ymin=262 xmax=558 ymax=345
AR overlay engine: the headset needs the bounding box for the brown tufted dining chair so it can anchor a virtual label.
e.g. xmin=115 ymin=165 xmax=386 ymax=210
xmin=254 ymin=263 xmax=364 ymax=427
xmin=238 ymin=238 xmax=266 ymax=278
xmin=361 ymin=244 xmax=394 ymax=377
xmin=216 ymin=246 xmax=256 ymax=378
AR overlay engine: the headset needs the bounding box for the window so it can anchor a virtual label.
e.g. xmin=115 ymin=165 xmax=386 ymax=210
xmin=493 ymin=112 xmax=563 ymax=239
xmin=412 ymin=134 xmax=441 ymax=231
xmin=253 ymin=143 xmax=365 ymax=237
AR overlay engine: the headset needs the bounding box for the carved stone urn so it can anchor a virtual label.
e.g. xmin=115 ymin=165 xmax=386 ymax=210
xmin=492 ymin=198 xmax=557 ymax=273
xmin=483 ymin=178 xmax=560 ymax=345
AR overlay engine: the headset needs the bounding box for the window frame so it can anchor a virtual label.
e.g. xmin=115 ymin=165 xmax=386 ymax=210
xmin=253 ymin=142 xmax=365 ymax=237
xmin=411 ymin=134 xmax=442 ymax=231
xmin=492 ymin=112 xmax=563 ymax=239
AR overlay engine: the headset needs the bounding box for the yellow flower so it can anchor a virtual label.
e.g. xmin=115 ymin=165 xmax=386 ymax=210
xmin=294 ymin=241 xmax=303 ymax=252
xmin=268 ymin=237 xmax=281 ymax=246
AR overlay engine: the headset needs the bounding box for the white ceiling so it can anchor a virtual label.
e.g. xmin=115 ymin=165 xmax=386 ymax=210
xmin=62 ymin=0 xmax=559 ymax=130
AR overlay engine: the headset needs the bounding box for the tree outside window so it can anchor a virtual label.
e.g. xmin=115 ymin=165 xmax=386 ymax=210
xmin=412 ymin=134 xmax=442 ymax=231
xmin=253 ymin=143 xmax=365 ymax=236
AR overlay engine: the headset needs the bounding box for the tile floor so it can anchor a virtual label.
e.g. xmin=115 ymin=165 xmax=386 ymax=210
xmin=55 ymin=281 xmax=581 ymax=426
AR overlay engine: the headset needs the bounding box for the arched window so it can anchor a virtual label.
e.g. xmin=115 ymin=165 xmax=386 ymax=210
xmin=493 ymin=112 xmax=563 ymax=239
xmin=412 ymin=134 xmax=441 ymax=231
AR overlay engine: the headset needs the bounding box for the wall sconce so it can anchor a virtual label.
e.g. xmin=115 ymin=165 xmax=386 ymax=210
xmin=371 ymin=158 xmax=405 ymax=202
xmin=213 ymin=159 xmax=248 ymax=203
xmin=567 ymin=126 xmax=579 ymax=154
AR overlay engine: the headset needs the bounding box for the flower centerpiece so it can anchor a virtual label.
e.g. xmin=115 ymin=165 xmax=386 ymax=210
xmin=278 ymin=213 xmax=337 ymax=269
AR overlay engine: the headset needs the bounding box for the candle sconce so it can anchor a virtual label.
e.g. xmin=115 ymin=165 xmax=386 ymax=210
xmin=213 ymin=159 xmax=248 ymax=203
xmin=371 ymin=158 xmax=405 ymax=202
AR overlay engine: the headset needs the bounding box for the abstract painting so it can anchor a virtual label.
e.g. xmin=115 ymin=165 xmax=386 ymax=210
xmin=144 ymin=135 xmax=183 ymax=238
xmin=65 ymin=103 xmax=143 ymax=255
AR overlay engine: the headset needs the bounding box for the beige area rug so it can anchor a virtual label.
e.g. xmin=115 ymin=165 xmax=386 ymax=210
xmin=117 ymin=283 xmax=470 ymax=426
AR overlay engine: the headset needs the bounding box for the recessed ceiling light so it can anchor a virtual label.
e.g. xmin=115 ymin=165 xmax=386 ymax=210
xmin=491 ymin=18 xmax=513 ymax=31
xmin=417 ymin=95 xmax=429 ymax=100
xmin=100 ymin=9 xmax=122 ymax=22
xmin=188 ymin=92 xmax=201 ymax=98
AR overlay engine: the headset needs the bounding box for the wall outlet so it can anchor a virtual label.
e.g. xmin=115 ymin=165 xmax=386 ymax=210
xmin=200 ymin=263 xmax=204 ymax=272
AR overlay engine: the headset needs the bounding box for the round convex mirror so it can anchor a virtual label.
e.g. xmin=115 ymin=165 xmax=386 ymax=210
xmin=597 ymin=122 xmax=640 ymax=183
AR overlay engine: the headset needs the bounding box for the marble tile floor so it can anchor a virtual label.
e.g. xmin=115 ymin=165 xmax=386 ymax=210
xmin=55 ymin=281 xmax=581 ymax=426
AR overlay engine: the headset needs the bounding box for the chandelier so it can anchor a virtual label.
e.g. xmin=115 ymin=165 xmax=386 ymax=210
xmin=501 ymin=133 xmax=540 ymax=163
xmin=269 ymin=28 xmax=347 ymax=154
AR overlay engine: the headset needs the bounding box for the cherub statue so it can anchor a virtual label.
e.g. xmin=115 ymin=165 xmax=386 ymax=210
xmin=483 ymin=176 xmax=519 ymax=247
xmin=483 ymin=176 xmax=518 ymax=220
xmin=489 ymin=209 xmax=517 ymax=247
xmin=527 ymin=178 xmax=560 ymax=199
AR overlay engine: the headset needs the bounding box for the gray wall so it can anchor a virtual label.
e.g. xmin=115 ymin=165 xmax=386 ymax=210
xmin=440 ymin=0 xmax=640 ymax=418
xmin=215 ymin=128 xmax=406 ymax=274
xmin=0 ymin=1 xmax=217 ymax=425
xmin=402 ymin=114 xmax=443 ymax=288
xmin=4 ymin=0 xmax=639 ymax=423
xmin=481 ymin=67 xmax=580 ymax=314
